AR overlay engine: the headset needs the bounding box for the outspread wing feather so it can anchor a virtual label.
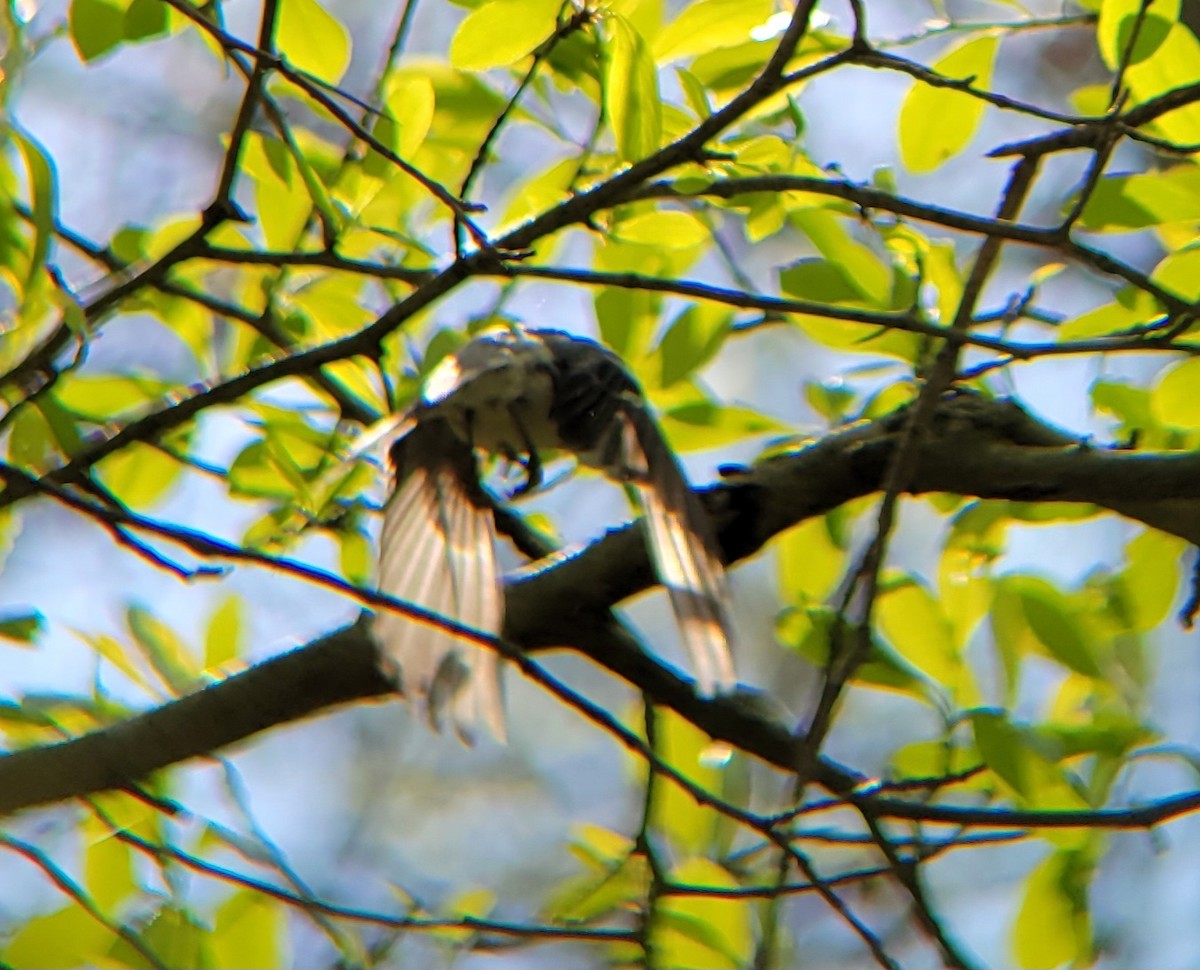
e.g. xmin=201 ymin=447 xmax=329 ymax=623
xmin=374 ymin=418 xmax=505 ymax=742
xmin=617 ymin=405 xmax=737 ymax=695
xmin=536 ymin=328 xmax=737 ymax=694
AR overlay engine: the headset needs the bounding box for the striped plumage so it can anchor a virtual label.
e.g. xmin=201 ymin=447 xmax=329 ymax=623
xmin=373 ymin=327 xmax=736 ymax=741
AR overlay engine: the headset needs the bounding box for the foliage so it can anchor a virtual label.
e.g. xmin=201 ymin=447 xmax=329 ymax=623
xmin=1 ymin=0 xmax=1199 ymax=967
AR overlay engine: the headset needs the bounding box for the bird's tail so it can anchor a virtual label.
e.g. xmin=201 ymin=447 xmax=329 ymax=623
xmin=374 ymin=418 xmax=506 ymax=742
xmin=619 ymin=406 xmax=737 ymax=695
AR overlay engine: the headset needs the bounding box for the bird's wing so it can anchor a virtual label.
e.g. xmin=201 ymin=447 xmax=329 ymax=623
xmin=374 ymin=418 xmax=506 ymax=742
xmin=619 ymin=404 xmax=737 ymax=695
xmin=538 ymin=331 xmax=737 ymax=694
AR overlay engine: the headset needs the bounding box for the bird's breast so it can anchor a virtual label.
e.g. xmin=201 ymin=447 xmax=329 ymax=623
xmin=468 ymin=368 xmax=559 ymax=452
xmin=426 ymin=356 xmax=559 ymax=454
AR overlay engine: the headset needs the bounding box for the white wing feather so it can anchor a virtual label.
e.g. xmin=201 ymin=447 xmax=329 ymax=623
xmin=374 ymin=422 xmax=505 ymax=742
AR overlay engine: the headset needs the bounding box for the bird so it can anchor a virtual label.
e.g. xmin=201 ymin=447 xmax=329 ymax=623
xmin=373 ymin=325 xmax=737 ymax=741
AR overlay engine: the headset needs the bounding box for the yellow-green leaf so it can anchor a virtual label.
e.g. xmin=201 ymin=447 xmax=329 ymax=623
xmin=275 ymin=0 xmax=350 ymax=83
xmin=3 ymin=906 xmax=110 ymax=968
xmin=449 ymin=0 xmax=560 ymax=71
xmin=1011 ymin=848 xmax=1095 ymax=968
xmin=898 ymin=34 xmax=999 ymax=173
xmin=204 ymin=595 xmax=245 ymax=671
xmin=654 ymin=0 xmax=772 ymax=63
xmin=1097 ymin=0 xmax=1178 ymax=70
xmin=1151 ymin=357 xmax=1200 ymax=429
xmin=655 ymin=858 xmax=753 ymax=968
xmin=212 ymin=891 xmax=287 ymax=969
xmin=85 ymin=830 xmax=138 ymax=913
xmin=616 ymin=209 xmax=709 ymax=248
xmin=127 ymin=605 xmax=199 ymax=695
xmin=96 ymin=442 xmax=182 ymax=508
xmin=1121 ymin=529 xmax=1184 ymax=631
xmin=648 ymin=706 xmax=725 ymax=855
xmin=605 ymin=14 xmax=662 ymax=161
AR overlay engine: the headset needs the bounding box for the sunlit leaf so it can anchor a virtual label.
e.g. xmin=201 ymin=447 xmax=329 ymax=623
xmin=655 ymin=858 xmax=753 ymax=968
xmin=604 ymin=14 xmax=662 ymax=161
xmin=96 ymin=442 xmax=182 ymax=508
xmin=898 ymin=33 xmax=999 ymax=173
xmin=204 ymin=595 xmax=245 ymax=671
xmin=3 ymin=906 xmax=110 ymax=968
xmin=1151 ymin=357 xmax=1200 ymax=429
xmin=1012 ymin=847 xmax=1096 ymax=968
xmin=1119 ymin=529 xmax=1184 ymax=631
xmin=85 ymin=828 xmax=137 ymax=913
xmin=1097 ymin=0 xmax=1178 ymax=70
xmin=654 ymin=0 xmax=772 ymax=62
xmin=648 ymin=706 xmax=726 ymax=856
xmin=276 ymin=0 xmax=351 ymax=83
xmin=126 ymin=605 xmax=199 ymax=695
xmin=1076 ymin=166 xmax=1200 ymax=232
xmin=211 ymin=891 xmax=287 ymax=969
xmin=449 ymin=0 xmax=560 ymax=70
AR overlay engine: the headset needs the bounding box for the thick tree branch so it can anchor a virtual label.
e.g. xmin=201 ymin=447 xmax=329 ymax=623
xmin=3 ymin=395 xmax=1200 ymax=818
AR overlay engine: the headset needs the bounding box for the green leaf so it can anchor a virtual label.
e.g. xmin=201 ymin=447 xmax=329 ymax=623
xmin=0 ymin=607 xmax=44 ymax=645
xmin=211 ymin=891 xmax=287 ymax=969
xmin=85 ymin=830 xmax=137 ymax=913
xmin=1092 ymin=380 xmax=1157 ymax=438
xmin=380 ymin=74 xmax=436 ymax=160
xmin=76 ymin=630 xmax=159 ymax=695
xmin=1097 ymin=0 xmax=1178 ymax=70
xmin=648 ymin=706 xmax=726 ymax=855
xmin=53 ymin=375 xmax=170 ymax=421
xmin=615 ymin=209 xmax=709 ymax=249
xmin=650 ymin=304 xmax=731 ymax=388
xmin=1151 ymin=357 xmax=1200 ymax=429
xmin=434 ymin=887 xmax=498 ymax=943
xmin=777 ymin=516 xmax=844 ymax=606
xmin=338 ymin=528 xmax=373 ymax=587
xmin=1119 ymin=529 xmax=1184 ymax=631
xmin=1057 ymin=287 xmax=1158 ymax=340
xmin=971 ymin=709 xmax=1091 ymax=811
xmin=68 ymin=0 xmax=127 ymax=61
xmin=123 ymin=0 xmax=168 ymax=40
xmin=109 ymin=907 xmax=209 ymax=969
xmin=780 ymin=258 xmax=873 ymax=306
xmin=95 ymin=442 xmax=182 ymax=508
xmin=654 ymin=0 xmax=772 ymax=63
xmin=1020 ymin=580 xmax=1105 ymax=678
xmin=275 ymin=0 xmax=351 ymax=83
xmin=3 ymin=906 xmax=110 ymax=968
xmin=657 ymin=385 xmax=785 ymax=451
xmin=1011 ymin=848 xmax=1095 ymax=968
xmin=898 ymin=33 xmax=999 ymax=173
xmin=777 ymin=606 xmax=939 ymax=701
xmin=655 ymin=858 xmax=753 ymax=968
xmin=877 ymin=575 xmax=972 ymax=698
xmin=604 ymin=14 xmax=662 ymax=162
xmin=791 ymin=208 xmax=893 ymax=307
xmin=204 ymin=595 xmax=245 ymax=671
xmin=1150 ymin=243 xmax=1200 ymax=302
xmin=449 ymin=0 xmax=560 ymax=71
xmin=595 ymin=286 xmax=659 ymax=364
xmin=676 ymin=67 xmax=712 ymax=118
xmin=1120 ymin=22 xmax=1200 ymax=143
xmin=9 ymin=128 xmax=56 ymax=294
xmin=546 ymin=823 xmax=647 ymax=924
xmin=243 ymin=133 xmax=312 ymax=251
xmin=127 ymin=605 xmax=199 ymax=695
xmin=1076 ymin=166 xmax=1200 ymax=232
